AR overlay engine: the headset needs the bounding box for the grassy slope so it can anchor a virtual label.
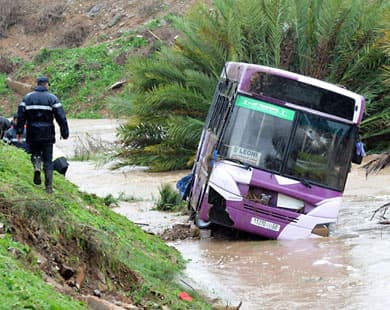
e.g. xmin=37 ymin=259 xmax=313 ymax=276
xmin=0 ymin=235 xmax=87 ymax=309
xmin=0 ymin=143 xmax=210 ymax=309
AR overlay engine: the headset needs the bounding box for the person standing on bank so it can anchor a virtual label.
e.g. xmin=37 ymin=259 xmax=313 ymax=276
xmin=16 ymin=76 xmax=69 ymax=194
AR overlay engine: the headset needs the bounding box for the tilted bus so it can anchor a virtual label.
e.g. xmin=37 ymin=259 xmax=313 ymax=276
xmin=186 ymin=62 xmax=365 ymax=240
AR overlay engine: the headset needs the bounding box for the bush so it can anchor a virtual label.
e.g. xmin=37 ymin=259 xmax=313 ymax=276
xmin=156 ymin=183 xmax=185 ymax=212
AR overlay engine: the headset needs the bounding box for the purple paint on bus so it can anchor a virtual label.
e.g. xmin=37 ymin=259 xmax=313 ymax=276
xmin=250 ymin=168 xmax=342 ymax=205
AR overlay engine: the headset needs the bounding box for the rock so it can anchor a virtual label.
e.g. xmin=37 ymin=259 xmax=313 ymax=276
xmin=108 ymin=13 xmax=123 ymax=28
xmin=87 ymin=4 xmax=105 ymax=18
xmin=6 ymin=78 xmax=33 ymax=96
xmin=83 ymin=296 xmax=126 ymax=310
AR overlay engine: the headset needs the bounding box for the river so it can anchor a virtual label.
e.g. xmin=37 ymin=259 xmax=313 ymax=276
xmin=57 ymin=119 xmax=390 ymax=310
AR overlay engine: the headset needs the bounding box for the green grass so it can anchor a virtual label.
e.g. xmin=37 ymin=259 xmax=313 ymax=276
xmin=0 ymin=143 xmax=210 ymax=309
xmin=0 ymin=74 xmax=6 ymax=115
xmin=0 ymin=74 xmax=7 ymax=96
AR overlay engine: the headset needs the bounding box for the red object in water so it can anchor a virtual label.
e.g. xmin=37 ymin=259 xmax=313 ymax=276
xmin=178 ymin=291 xmax=193 ymax=302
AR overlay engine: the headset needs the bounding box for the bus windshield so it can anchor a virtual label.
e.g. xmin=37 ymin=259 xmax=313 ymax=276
xmin=219 ymin=95 xmax=355 ymax=191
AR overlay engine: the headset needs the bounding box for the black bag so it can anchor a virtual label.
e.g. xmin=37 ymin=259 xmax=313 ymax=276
xmin=53 ymin=156 xmax=69 ymax=175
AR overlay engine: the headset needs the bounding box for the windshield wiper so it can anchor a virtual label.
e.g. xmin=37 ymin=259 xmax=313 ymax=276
xmin=225 ymin=158 xmax=251 ymax=170
xmin=299 ymin=178 xmax=312 ymax=188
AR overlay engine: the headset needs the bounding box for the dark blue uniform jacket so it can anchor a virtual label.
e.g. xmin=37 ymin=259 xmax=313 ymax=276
xmin=16 ymin=86 xmax=69 ymax=144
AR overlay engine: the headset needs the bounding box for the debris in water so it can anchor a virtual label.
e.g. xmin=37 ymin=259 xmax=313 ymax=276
xmin=178 ymin=291 xmax=193 ymax=302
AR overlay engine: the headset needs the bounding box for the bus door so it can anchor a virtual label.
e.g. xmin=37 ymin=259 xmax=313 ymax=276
xmin=190 ymin=80 xmax=237 ymax=213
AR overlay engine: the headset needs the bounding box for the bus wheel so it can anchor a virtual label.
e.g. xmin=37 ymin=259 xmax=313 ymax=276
xmin=194 ymin=214 xmax=211 ymax=229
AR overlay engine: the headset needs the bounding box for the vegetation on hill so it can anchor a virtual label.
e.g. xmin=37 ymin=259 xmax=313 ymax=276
xmin=6 ymin=32 xmax=149 ymax=118
xmin=116 ymin=0 xmax=389 ymax=171
xmin=0 ymin=143 xmax=210 ymax=309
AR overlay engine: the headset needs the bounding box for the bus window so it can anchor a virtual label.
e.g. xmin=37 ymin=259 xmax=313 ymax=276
xmin=285 ymin=113 xmax=355 ymax=189
xmin=245 ymin=70 xmax=356 ymax=120
xmin=219 ymin=95 xmax=295 ymax=170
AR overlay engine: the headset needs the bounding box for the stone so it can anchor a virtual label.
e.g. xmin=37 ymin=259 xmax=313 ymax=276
xmin=83 ymin=296 xmax=125 ymax=310
xmin=108 ymin=14 xmax=123 ymax=28
xmin=6 ymin=78 xmax=33 ymax=96
xmin=87 ymin=4 xmax=105 ymax=18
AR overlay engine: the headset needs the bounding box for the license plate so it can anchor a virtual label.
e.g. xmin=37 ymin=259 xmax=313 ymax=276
xmin=250 ymin=217 xmax=280 ymax=232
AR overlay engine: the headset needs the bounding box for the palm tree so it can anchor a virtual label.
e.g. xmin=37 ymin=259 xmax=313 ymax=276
xmin=117 ymin=0 xmax=389 ymax=171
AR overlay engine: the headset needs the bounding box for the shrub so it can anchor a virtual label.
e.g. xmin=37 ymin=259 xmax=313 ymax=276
xmin=156 ymin=183 xmax=184 ymax=212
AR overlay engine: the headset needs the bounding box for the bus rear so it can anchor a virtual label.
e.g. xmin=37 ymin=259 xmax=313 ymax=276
xmin=187 ymin=62 xmax=365 ymax=240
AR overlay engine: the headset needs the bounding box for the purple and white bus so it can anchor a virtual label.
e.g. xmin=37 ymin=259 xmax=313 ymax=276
xmin=187 ymin=62 xmax=365 ymax=240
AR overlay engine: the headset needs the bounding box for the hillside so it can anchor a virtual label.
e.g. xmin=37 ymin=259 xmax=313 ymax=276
xmin=0 ymin=0 xmax=201 ymax=116
xmin=0 ymin=0 xmax=198 ymax=60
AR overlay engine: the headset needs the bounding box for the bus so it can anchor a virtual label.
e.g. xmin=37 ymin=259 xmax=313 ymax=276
xmin=185 ymin=62 xmax=365 ymax=240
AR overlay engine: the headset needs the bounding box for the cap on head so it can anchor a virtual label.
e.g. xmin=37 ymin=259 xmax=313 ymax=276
xmin=37 ymin=76 xmax=50 ymax=85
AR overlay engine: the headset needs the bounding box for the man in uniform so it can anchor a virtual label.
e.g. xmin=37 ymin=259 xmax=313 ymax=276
xmin=16 ymin=76 xmax=69 ymax=193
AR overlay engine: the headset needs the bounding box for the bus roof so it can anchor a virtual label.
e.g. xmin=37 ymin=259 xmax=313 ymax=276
xmin=222 ymin=62 xmax=365 ymax=124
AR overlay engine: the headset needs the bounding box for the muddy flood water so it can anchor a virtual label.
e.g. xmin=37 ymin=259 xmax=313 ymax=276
xmin=57 ymin=119 xmax=390 ymax=310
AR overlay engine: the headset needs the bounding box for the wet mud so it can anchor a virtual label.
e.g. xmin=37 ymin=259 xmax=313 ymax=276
xmin=58 ymin=120 xmax=390 ymax=310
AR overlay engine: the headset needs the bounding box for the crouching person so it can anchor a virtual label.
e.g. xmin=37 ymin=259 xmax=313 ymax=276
xmin=16 ymin=76 xmax=69 ymax=194
xmin=3 ymin=114 xmax=30 ymax=153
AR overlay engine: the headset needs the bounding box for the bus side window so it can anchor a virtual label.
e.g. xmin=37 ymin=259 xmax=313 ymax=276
xmin=208 ymin=81 xmax=235 ymax=137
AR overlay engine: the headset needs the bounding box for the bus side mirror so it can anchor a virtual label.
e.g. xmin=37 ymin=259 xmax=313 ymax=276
xmin=351 ymin=141 xmax=366 ymax=164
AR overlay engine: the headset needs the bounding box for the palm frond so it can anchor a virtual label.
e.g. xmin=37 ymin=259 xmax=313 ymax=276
xmin=133 ymin=83 xmax=209 ymax=118
xmin=362 ymin=153 xmax=390 ymax=175
xmin=166 ymin=116 xmax=204 ymax=149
